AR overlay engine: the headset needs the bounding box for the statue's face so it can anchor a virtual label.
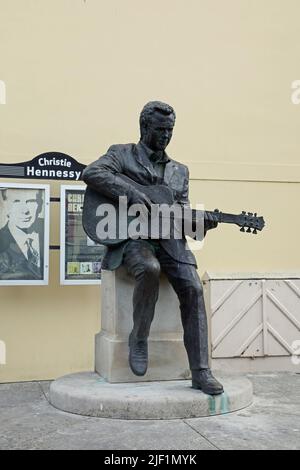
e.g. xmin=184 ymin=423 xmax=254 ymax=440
xmin=142 ymin=112 xmax=175 ymax=152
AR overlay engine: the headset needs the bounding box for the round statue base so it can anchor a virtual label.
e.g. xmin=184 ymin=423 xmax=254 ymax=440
xmin=49 ymin=372 xmax=253 ymax=419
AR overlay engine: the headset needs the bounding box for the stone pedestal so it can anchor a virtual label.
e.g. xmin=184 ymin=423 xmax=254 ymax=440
xmin=95 ymin=267 xmax=190 ymax=383
xmin=49 ymin=269 xmax=254 ymax=419
xmin=50 ymin=372 xmax=253 ymax=419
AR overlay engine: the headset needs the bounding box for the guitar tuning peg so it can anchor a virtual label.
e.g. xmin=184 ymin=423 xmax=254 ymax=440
xmin=253 ymin=229 xmax=257 ymax=234
xmin=248 ymin=212 xmax=253 ymax=216
xmin=240 ymin=227 xmax=245 ymax=232
xmin=242 ymin=211 xmax=246 ymax=215
xmin=246 ymin=227 xmax=252 ymax=233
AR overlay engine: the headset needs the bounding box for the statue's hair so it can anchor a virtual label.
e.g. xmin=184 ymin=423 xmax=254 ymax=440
xmin=139 ymin=101 xmax=176 ymax=134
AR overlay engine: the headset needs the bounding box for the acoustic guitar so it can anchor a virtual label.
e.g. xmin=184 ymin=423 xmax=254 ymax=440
xmin=82 ymin=174 xmax=265 ymax=246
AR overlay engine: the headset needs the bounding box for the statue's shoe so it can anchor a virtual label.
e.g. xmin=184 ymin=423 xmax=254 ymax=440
xmin=128 ymin=333 xmax=148 ymax=376
xmin=192 ymin=369 xmax=224 ymax=395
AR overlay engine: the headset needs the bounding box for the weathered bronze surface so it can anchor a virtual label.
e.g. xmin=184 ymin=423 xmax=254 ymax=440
xmin=83 ymin=101 xmax=226 ymax=394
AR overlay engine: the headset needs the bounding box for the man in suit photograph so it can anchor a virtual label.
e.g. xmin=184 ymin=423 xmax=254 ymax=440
xmin=83 ymin=101 xmax=223 ymax=395
xmin=0 ymin=188 xmax=44 ymax=280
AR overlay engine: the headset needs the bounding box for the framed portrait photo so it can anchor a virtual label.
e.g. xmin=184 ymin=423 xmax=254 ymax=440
xmin=0 ymin=183 xmax=50 ymax=286
xmin=60 ymin=185 xmax=105 ymax=285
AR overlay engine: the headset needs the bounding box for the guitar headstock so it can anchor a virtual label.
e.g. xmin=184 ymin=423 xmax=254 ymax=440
xmin=237 ymin=211 xmax=265 ymax=234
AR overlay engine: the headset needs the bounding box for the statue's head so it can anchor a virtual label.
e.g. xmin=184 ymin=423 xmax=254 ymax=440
xmin=139 ymin=101 xmax=176 ymax=152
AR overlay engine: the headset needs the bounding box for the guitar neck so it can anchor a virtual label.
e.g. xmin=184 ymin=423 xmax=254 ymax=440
xmin=204 ymin=210 xmax=240 ymax=226
xmin=190 ymin=208 xmax=265 ymax=233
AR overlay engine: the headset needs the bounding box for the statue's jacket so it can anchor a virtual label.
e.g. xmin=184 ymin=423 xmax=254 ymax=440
xmin=82 ymin=142 xmax=198 ymax=270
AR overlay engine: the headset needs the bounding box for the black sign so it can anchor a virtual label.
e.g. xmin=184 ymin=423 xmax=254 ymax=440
xmin=0 ymin=152 xmax=86 ymax=181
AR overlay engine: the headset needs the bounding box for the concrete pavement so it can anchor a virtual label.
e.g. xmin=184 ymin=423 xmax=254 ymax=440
xmin=0 ymin=372 xmax=299 ymax=450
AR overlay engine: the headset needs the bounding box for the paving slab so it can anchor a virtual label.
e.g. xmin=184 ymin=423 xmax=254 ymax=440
xmin=185 ymin=372 xmax=300 ymax=450
xmin=0 ymin=373 xmax=299 ymax=450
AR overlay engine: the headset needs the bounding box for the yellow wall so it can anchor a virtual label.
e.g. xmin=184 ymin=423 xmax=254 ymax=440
xmin=0 ymin=0 xmax=299 ymax=382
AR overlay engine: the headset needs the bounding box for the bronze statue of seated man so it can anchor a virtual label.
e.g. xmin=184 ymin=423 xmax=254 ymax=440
xmin=83 ymin=101 xmax=223 ymax=395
